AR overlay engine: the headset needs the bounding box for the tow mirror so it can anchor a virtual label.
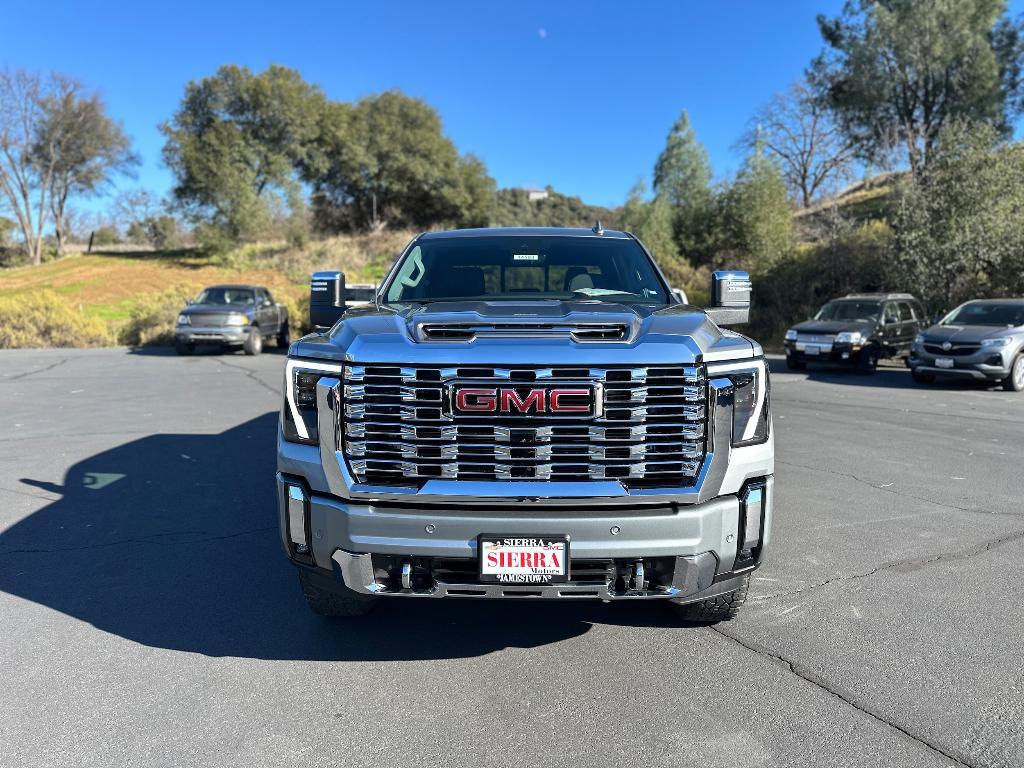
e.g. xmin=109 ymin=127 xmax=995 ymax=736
xmin=706 ymin=271 xmax=751 ymax=326
xmin=309 ymin=271 xmax=347 ymax=330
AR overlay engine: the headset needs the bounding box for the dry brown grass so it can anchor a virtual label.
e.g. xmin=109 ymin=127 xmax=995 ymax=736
xmin=0 ymin=231 xmax=413 ymax=347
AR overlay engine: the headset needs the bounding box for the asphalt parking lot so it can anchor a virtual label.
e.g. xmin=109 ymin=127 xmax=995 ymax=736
xmin=1 ymin=347 xmax=1022 ymax=768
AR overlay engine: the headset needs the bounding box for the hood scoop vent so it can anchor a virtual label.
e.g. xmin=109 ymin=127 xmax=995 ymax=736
xmin=416 ymin=322 xmax=631 ymax=343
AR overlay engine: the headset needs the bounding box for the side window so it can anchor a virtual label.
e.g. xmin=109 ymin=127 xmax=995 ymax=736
xmin=263 ymin=289 xmax=274 ymax=304
xmin=883 ymin=303 xmax=899 ymax=323
xmin=897 ymin=302 xmax=913 ymax=322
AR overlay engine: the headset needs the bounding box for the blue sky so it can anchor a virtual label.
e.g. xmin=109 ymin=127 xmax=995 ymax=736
xmin=5 ymin=1 xmax=1023 ymax=210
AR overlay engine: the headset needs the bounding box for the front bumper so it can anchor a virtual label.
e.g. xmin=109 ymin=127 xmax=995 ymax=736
xmin=784 ymin=340 xmax=865 ymax=365
xmin=277 ymin=360 xmax=775 ymax=601
xmin=175 ymin=326 xmax=251 ymax=345
xmin=909 ymin=347 xmax=1011 ymax=381
xmin=278 ymin=473 xmax=772 ymax=600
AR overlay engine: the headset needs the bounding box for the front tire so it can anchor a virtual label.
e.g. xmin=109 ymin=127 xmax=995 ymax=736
xmin=669 ymin=574 xmax=749 ymax=624
xmin=785 ymin=355 xmax=806 ymax=371
xmin=174 ymin=341 xmax=194 ymax=356
xmin=298 ymin=569 xmax=376 ymax=617
xmin=243 ymin=330 xmax=262 ymax=356
xmin=1003 ymin=354 xmax=1024 ymax=392
xmin=277 ymin=320 xmax=291 ymax=348
xmin=857 ymin=345 xmax=879 ymax=375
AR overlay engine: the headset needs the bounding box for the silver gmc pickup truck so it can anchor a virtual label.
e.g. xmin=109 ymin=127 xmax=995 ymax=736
xmin=277 ymin=227 xmax=774 ymax=623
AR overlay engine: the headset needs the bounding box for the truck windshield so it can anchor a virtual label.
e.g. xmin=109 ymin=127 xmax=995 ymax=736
xmin=943 ymin=302 xmax=1024 ymax=327
xmin=815 ymin=300 xmax=880 ymax=323
xmin=383 ymin=235 xmax=670 ymax=304
xmin=195 ymin=288 xmax=255 ymax=306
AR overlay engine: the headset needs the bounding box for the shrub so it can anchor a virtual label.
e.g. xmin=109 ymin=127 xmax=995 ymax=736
xmin=747 ymin=220 xmax=890 ymax=345
xmin=0 ymin=291 xmax=112 ymax=348
xmin=119 ymin=284 xmax=198 ymax=346
xmin=127 ymin=216 xmax=182 ymax=249
xmin=91 ymin=226 xmax=120 ymax=246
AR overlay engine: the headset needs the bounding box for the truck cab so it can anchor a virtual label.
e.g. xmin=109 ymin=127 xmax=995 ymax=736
xmin=277 ymin=227 xmax=774 ymax=623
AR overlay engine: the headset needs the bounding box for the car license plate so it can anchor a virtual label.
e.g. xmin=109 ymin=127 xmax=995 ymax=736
xmin=935 ymin=357 xmax=955 ymax=369
xmin=478 ymin=534 xmax=569 ymax=584
xmin=804 ymin=345 xmax=820 ymax=356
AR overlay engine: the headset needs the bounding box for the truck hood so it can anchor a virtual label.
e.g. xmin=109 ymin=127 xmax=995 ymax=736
xmin=289 ymin=300 xmax=760 ymax=365
xmin=921 ymin=323 xmax=1023 ymax=344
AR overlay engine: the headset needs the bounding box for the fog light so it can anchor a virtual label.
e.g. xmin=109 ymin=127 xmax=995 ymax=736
xmin=286 ymin=483 xmax=309 ymax=553
xmin=740 ymin=483 xmax=764 ymax=550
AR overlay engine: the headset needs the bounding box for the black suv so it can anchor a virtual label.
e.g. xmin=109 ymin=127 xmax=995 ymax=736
xmin=783 ymin=293 xmax=927 ymax=373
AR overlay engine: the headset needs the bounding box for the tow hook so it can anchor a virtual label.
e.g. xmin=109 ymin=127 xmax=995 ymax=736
xmin=401 ymin=561 xmax=412 ymax=590
xmin=632 ymin=561 xmax=646 ymax=591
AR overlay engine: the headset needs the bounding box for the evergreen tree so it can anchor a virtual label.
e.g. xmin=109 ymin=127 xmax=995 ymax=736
xmin=813 ymin=0 xmax=1024 ymax=175
xmin=719 ymin=148 xmax=793 ymax=274
xmin=652 ymin=111 xmax=713 ymax=256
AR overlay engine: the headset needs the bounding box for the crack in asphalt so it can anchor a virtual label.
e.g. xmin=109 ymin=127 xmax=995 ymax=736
xmin=709 ymin=625 xmax=975 ymax=768
xmin=1 ymin=357 xmax=70 ymax=382
xmin=777 ymin=459 xmax=1024 ymax=519
xmin=208 ymin=357 xmax=281 ymax=398
xmin=0 ymin=525 xmax=275 ymax=560
xmin=753 ymin=528 xmax=1024 ymax=603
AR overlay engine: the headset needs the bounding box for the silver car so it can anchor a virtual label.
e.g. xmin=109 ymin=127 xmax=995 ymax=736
xmin=909 ymin=299 xmax=1024 ymax=392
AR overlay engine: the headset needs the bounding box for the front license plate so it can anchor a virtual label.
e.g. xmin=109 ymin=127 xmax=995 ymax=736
xmin=935 ymin=357 xmax=955 ymax=369
xmin=478 ymin=535 xmax=569 ymax=584
xmin=804 ymin=345 xmax=820 ymax=356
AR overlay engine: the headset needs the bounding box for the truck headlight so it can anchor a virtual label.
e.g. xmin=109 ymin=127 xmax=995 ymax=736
xmin=784 ymin=329 xmax=797 ymax=341
xmin=835 ymin=331 xmax=863 ymax=344
xmin=283 ymin=360 xmax=343 ymax=444
xmin=176 ymin=314 xmax=190 ymax=326
xmin=729 ymin=362 xmax=769 ymax=447
xmin=225 ymin=314 xmax=249 ymax=326
xmin=980 ymin=337 xmax=1012 ymax=348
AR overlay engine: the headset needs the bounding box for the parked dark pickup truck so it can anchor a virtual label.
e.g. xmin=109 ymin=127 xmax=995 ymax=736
xmin=175 ymin=284 xmax=289 ymax=355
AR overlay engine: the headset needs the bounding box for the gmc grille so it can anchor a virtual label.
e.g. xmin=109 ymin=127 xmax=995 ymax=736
xmin=339 ymin=363 xmax=707 ymax=489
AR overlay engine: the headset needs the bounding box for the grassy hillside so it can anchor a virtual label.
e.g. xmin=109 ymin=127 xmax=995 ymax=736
xmin=0 ymin=230 xmax=413 ymax=348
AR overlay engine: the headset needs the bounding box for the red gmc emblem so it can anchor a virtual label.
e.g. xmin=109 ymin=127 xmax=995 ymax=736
xmin=452 ymin=386 xmax=594 ymax=416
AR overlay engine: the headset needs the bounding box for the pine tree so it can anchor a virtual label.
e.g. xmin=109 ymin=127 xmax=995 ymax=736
xmin=653 ymin=111 xmax=713 ymax=257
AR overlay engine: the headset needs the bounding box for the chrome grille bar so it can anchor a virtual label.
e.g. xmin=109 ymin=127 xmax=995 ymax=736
xmin=339 ymin=363 xmax=707 ymax=488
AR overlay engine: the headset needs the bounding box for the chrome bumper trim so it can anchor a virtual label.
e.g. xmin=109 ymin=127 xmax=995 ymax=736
xmin=330 ymin=549 xmax=717 ymax=600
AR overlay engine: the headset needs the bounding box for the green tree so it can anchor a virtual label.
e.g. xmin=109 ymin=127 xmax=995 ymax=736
xmin=889 ymin=120 xmax=1024 ymax=311
xmin=34 ymin=89 xmax=137 ymax=255
xmin=717 ymin=149 xmax=793 ymax=274
xmin=652 ymin=110 xmax=713 ymax=256
xmin=161 ymin=65 xmax=325 ymax=243
xmin=620 ymin=180 xmax=701 ymax=293
xmin=813 ymin=0 xmax=1024 ymax=175
xmin=305 ymin=91 xmax=495 ymax=231
xmin=1 ymin=69 xmax=116 ymax=265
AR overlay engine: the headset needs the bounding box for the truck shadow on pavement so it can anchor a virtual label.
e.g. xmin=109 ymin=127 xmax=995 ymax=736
xmin=1 ymin=413 xmax=680 ymax=661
